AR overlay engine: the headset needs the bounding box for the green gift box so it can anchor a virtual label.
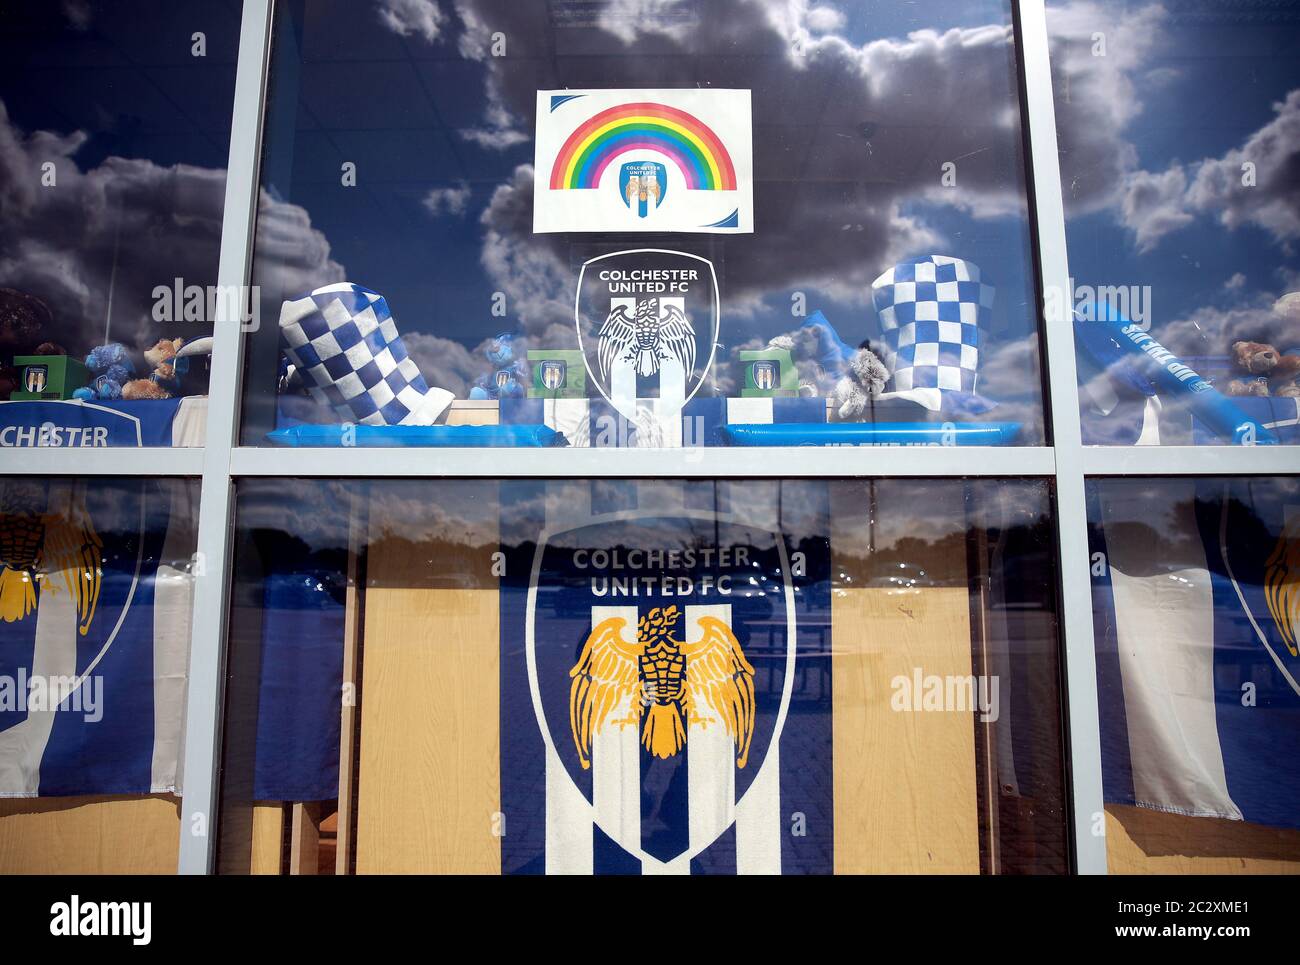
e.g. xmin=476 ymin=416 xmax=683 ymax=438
xmin=528 ymin=350 xmax=586 ymax=399
xmin=740 ymin=348 xmax=798 ymax=397
xmin=11 ymin=354 xmax=89 ymax=400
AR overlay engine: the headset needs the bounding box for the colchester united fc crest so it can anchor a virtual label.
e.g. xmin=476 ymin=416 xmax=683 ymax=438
xmin=519 ymin=501 xmax=797 ymax=868
xmin=23 ymin=365 xmax=47 ymax=394
xmin=541 ymin=360 xmax=567 ymax=391
xmin=575 ymin=249 xmax=719 ymax=421
xmin=619 ymin=161 xmax=667 ymax=219
xmin=752 ymin=360 xmax=777 ymax=392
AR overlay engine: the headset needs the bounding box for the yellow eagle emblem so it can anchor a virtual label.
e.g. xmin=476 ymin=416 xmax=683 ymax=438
xmin=569 ymin=604 xmax=755 ymax=770
xmin=0 ymin=481 xmax=102 ymax=636
xmin=1265 ymin=513 xmax=1300 ymax=659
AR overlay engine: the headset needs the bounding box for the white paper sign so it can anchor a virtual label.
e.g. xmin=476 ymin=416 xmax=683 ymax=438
xmin=532 ymin=89 xmax=753 ymax=234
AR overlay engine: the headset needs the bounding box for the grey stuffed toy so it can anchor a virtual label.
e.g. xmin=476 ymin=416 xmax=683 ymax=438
xmin=766 ymin=328 xmax=890 ymax=420
xmin=832 ymin=346 xmax=890 ymax=420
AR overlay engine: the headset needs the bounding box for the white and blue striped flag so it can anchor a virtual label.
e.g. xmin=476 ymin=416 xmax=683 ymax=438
xmin=1090 ymin=477 xmax=1300 ymax=830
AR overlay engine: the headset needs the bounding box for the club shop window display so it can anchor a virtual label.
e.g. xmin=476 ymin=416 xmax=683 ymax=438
xmin=722 ymin=255 xmax=1021 ymax=447
xmin=1075 ymin=298 xmax=1299 ymax=446
xmin=270 ymin=284 xmax=566 ymax=447
xmin=264 ymin=256 xmax=1019 ymax=448
xmin=277 ymin=283 xmax=454 ymax=428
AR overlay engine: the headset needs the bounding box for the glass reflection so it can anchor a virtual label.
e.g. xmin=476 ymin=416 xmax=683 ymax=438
xmin=1089 ymin=476 xmax=1300 ymax=870
xmin=220 ymin=477 xmax=1066 ymax=874
xmin=0 ymin=476 xmax=199 ymax=873
xmin=244 ymin=0 xmax=1047 ymax=446
xmin=1051 ymin=1 xmax=1300 ymax=445
xmin=0 ymin=1 xmax=242 ymax=446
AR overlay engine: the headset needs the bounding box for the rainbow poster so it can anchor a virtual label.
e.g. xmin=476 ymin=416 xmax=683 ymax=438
xmin=533 ymin=89 xmax=753 ymax=234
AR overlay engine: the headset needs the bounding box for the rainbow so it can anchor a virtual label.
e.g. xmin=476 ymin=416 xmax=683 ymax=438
xmin=549 ymin=102 xmax=737 ymax=192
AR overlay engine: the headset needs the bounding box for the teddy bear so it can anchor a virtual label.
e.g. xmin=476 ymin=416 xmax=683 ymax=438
xmin=122 ymin=337 xmax=185 ymax=400
xmin=74 ymin=342 xmax=136 ymax=400
xmin=1271 ymin=354 xmax=1300 ymax=398
xmin=1232 ymin=340 xmax=1282 ymax=375
xmin=1225 ymin=377 xmax=1270 ymax=398
xmin=1228 ymin=340 xmax=1300 ymax=398
xmin=833 ymin=346 xmax=890 ymax=419
xmin=468 ymin=333 xmax=528 ymax=399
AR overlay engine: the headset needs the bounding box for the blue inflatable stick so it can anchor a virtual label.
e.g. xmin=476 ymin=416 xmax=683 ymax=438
xmin=267 ymin=423 xmax=567 ymax=447
xmin=718 ymin=422 xmax=1022 ymax=447
xmin=1074 ymin=302 xmax=1277 ymax=446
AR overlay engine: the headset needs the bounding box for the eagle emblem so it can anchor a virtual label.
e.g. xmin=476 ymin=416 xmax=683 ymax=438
xmin=0 ymin=481 xmax=102 ymax=635
xmin=568 ymin=604 xmax=755 ymax=769
xmin=597 ymin=297 xmax=696 ymax=381
xmin=1265 ymin=513 xmax=1300 ymax=658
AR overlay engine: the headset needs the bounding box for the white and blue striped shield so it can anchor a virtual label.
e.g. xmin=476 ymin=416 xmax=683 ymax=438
xmin=541 ymin=360 xmax=567 ymax=391
xmin=23 ymin=365 xmax=47 ymax=394
xmin=499 ymin=479 xmax=832 ymax=874
xmin=0 ymin=479 xmax=194 ymax=796
xmin=575 ymin=249 xmax=719 ymax=425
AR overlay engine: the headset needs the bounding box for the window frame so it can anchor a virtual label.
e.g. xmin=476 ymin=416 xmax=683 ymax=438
xmin=7 ymin=0 xmax=1295 ymax=874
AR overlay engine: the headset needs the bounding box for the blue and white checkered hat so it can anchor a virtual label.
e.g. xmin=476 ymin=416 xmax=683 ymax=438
xmin=279 ymin=282 xmax=453 ymax=426
xmin=871 ymin=256 xmax=995 ymax=394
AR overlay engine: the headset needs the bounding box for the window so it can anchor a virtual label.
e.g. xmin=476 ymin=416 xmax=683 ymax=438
xmin=0 ymin=476 xmax=198 ymax=873
xmin=1088 ymin=476 xmax=1300 ymax=870
xmin=240 ymin=0 xmax=1048 ymax=448
xmin=217 ymin=477 xmax=1067 ymax=873
xmin=1051 ymin=0 xmax=1300 ymax=447
xmin=4 ymin=0 xmax=1292 ymax=880
xmin=0 ymin=1 xmax=243 ymax=449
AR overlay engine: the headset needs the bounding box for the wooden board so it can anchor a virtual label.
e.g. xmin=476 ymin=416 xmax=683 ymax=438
xmin=355 ymin=523 xmax=501 ymax=873
xmin=249 ymin=802 xmax=286 ymax=875
xmin=1106 ymin=804 xmax=1300 ymax=874
xmin=443 ymin=401 xmax=499 ymax=426
xmin=0 ymin=795 xmax=180 ymax=874
xmin=336 ymin=497 xmax=365 ymax=874
xmin=290 ymin=801 xmax=324 ymax=875
xmin=832 ymin=586 xmax=980 ymax=873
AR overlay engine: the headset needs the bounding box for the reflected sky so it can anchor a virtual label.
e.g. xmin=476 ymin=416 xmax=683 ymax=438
xmin=1050 ymin=1 xmax=1300 ymax=358
xmin=245 ymin=0 xmax=1047 ymax=439
xmin=0 ymin=1 xmax=242 ymax=358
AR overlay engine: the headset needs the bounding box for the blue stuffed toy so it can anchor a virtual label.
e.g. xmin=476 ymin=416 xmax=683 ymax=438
xmin=73 ymin=342 xmax=136 ymax=401
xmin=469 ymin=333 xmax=528 ymax=400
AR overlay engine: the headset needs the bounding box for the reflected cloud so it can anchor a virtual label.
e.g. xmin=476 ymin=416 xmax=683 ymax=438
xmin=376 ymin=0 xmax=446 ymax=43
xmin=0 ymin=97 xmax=345 ymax=358
xmin=455 ymin=0 xmax=1026 ymax=322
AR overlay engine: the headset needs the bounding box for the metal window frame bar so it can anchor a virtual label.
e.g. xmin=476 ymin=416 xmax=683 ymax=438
xmin=0 ymin=448 xmax=205 ymax=476
xmin=4 ymin=0 xmax=1291 ymax=875
xmin=1084 ymin=446 xmax=1300 ymax=476
xmin=175 ymin=0 xmax=273 ymax=874
xmin=228 ymin=444 xmax=1058 ymax=477
xmin=1017 ymin=0 xmax=1107 ymax=874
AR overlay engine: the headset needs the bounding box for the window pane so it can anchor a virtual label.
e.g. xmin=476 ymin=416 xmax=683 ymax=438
xmin=0 ymin=477 xmax=199 ymax=873
xmin=219 ymin=477 xmax=1066 ymax=874
xmin=1051 ymin=2 xmax=1300 ymax=447
xmin=242 ymin=0 xmax=1047 ymax=448
xmin=0 ymin=1 xmax=241 ymax=448
xmin=1088 ymin=476 xmax=1300 ymax=871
